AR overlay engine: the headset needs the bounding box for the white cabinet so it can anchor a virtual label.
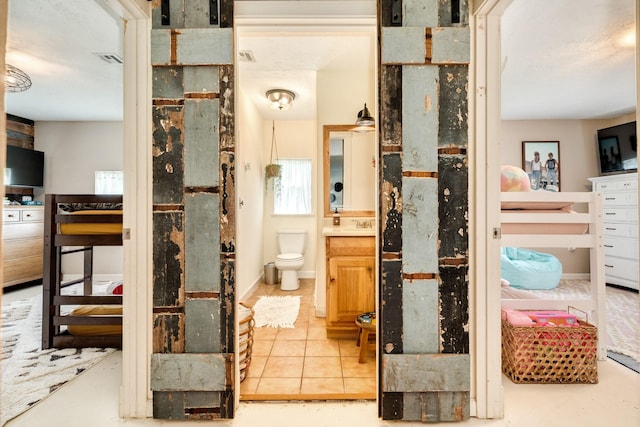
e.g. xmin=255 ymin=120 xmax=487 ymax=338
xmin=2 ymin=206 xmax=44 ymax=288
xmin=589 ymin=174 xmax=639 ymax=290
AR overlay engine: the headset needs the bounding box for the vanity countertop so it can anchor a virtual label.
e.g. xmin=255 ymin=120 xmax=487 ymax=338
xmin=322 ymin=225 xmax=375 ymax=237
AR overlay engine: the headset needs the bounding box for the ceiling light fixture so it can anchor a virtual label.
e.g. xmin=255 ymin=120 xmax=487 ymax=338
xmin=354 ymin=103 xmax=375 ymax=131
xmin=266 ymin=89 xmax=295 ymax=111
xmin=5 ymin=64 xmax=32 ymax=93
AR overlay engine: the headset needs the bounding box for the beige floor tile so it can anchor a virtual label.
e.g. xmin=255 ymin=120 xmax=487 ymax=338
xmin=240 ymin=377 xmax=260 ymax=395
xmin=253 ymin=326 xmax=278 ymax=340
xmin=302 ymin=356 xmax=343 ymax=377
xmin=308 ymin=316 xmax=326 ymax=327
xmin=307 ymin=326 xmax=327 ymax=340
xmin=338 ymin=339 xmax=361 ymax=357
xmin=306 ymin=339 xmax=340 ymax=357
xmin=344 ymin=377 xmax=376 ymax=395
xmin=271 ymin=340 xmax=306 ymax=356
xmin=300 ymin=378 xmax=345 ymax=394
xmin=276 ymin=326 xmax=308 ymax=340
xmin=252 ymin=339 xmax=274 ymax=356
xmin=262 ymin=356 xmax=304 ymax=378
xmin=341 ymin=356 xmax=376 ymax=378
xmin=246 ymin=356 xmax=268 ymax=378
xmin=255 ymin=377 xmax=302 ymax=395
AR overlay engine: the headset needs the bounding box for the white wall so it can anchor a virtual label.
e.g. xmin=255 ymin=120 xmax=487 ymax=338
xmin=237 ymin=88 xmax=266 ymax=300
xmin=35 ymin=121 xmax=123 ymax=277
xmin=262 ymin=120 xmax=317 ymax=278
xmin=500 ymin=113 xmax=636 ymax=274
xmin=315 ymin=68 xmax=377 ymax=315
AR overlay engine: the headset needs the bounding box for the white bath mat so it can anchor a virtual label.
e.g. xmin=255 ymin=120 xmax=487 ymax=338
xmin=252 ymin=296 xmax=301 ymax=328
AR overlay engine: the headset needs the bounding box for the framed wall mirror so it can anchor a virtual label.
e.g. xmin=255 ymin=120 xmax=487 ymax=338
xmin=323 ymin=124 xmax=376 ymax=218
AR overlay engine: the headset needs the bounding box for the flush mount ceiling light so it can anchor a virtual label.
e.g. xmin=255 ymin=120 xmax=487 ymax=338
xmin=5 ymin=64 xmax=32 ymax=93
xmin=266 ymin=89 xmax=295 ymax=111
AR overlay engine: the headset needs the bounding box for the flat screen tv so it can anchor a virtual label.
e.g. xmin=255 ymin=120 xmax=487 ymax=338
xmin=4 ymin=145 xmax=45 ymax=187
xmin=597 ymin=121 xmax=637 ymax=175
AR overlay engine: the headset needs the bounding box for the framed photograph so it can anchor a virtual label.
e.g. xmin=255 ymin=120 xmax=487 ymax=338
xmin=522 ymin=141 xmax=560 ymax=191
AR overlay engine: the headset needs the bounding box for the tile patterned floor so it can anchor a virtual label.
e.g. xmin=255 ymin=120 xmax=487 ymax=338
xmin=240 ymin=279 xmax=377 ymax=400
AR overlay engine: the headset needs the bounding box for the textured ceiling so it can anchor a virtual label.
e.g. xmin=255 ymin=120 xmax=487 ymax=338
xmin=4 ymin=0 xmax=637 ymax=122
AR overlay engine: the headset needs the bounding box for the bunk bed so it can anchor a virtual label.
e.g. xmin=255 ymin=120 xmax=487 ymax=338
xmin=500 ymin=191 xmax=607 ymax=360
xmin=42 ymin=194 xmax=123 ymax=349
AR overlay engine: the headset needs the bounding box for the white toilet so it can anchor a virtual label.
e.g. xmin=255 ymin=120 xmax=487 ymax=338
xmin=275 ymin=229 xmax=306 ymax=291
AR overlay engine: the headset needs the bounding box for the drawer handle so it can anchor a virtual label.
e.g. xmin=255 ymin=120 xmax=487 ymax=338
xmin=25 ymin=214 xmax=32 ymax=218
xmin=605 ymin=264 xmax=614 ymax=268
xmin=605 ymin=227 xmax=617 ymax=231
xmin=605 ymin=212 xmax=616 ymax=215
xmin=7 ymin=214 xmax=15 ymax=218
xmin=605 ymin=197 xmax=616 ymax=200
xmin=604 ymin=245 xmax=613 ymax=248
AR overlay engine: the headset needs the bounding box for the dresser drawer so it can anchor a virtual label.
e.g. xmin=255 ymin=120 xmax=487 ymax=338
xmin=596 ymin=177 xmax=638 ymax=192
xmin=3 ymin=209 xmax=21 ymax=223
xmin=603 ymin=206 xmax=638 ymax=222
xmin=604 ymin=256 xmax=640 ymax=282
xmin=604 ymin=236 xmax=639 ymax=259
xmin=603 ymin=222 xmax=638 ymax=238
xmin=602 ymin=191 xmax=638 ymax=206
xmin=21 ymin=208 xmax=44 ymax=222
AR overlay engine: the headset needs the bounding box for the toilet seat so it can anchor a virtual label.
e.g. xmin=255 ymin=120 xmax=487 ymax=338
xmin=276 ymin=253 xmax=303 ymax=263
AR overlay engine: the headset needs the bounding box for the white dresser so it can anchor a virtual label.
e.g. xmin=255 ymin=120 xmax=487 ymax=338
xmin=589 ymin=173 xmax=639 ymax=290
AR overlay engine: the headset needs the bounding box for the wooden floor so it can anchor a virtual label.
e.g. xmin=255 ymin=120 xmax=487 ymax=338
xmin=239 ymin=279 xmax=377 ymax=401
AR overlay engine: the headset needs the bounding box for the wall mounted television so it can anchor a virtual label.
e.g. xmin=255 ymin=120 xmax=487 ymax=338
xmin=4 ymin=145 xmax=45 ymax=187
xmin=596 ymin=121 xmax=637 ymax=175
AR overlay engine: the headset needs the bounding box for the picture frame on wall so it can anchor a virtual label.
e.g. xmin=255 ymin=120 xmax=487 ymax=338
xmin=522 ymin=141 xmax=560 ymax=191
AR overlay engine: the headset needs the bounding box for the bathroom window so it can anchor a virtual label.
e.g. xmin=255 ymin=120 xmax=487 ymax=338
xmin=273 ymin=159 xmax=312 ymax=215
xmin=95 ymin=170 xmax=123 ymax=194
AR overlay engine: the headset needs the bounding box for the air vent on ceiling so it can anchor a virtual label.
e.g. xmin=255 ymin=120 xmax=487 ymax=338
xmin=238 ymin=50 xmax=256 ymax=62
xmin=94 ymin=53 xmax=124 ymax=64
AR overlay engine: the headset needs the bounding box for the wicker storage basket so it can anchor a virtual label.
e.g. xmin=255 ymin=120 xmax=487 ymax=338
xmin=501 ymin=318 xmax=598 ymax=384
xmin=239 ymin=303 xmax=255 ymax=382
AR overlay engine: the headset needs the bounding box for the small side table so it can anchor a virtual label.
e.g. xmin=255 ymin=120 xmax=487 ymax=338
xmin=355 ymin=312 xmax=376 ymax=363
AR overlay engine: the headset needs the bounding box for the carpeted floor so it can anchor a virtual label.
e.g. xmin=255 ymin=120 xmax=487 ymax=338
xmin=526 ymin=280 xmax=639 ymax=369
xmin=1 ymin=294 xmax=116 ymax=425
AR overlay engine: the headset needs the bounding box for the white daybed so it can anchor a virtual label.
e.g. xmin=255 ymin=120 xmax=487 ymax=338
xmin=500 ymin=191 xmax=606 ymax=360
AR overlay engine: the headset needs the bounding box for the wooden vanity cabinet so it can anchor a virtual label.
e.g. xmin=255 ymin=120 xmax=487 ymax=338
xmin=325 ymin=236 xmax=375 ymax=338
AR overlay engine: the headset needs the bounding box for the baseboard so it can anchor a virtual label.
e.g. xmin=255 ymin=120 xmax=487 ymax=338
xmin=239 ymin=276 xmax=262 ymax=302
xmin=299 ymin=270 xmax=316 ymax=279
xmin=62 ymin=274 xmax=123 ymax=284
xmin=561 ymin=273 xmax=590 ymax=280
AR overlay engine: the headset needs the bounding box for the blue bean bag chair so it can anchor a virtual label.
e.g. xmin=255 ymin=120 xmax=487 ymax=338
xmin=500 ymin=247 xmax=562 ymax=290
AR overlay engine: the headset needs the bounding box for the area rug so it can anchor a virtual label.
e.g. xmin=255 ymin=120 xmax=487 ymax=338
xmin=527 ymin=280 xmax=639 ymax=370
xmin=1 ymin=294 xmax=116 ymax=425
xmin=252 ymin=296 xmax=301 ymax=328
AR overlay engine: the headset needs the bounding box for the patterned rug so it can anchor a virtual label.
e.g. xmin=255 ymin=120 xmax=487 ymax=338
xmin=1 ymin=295 xmax=116 ymax=425
xmin=526 ymin=280 xmax=639 ymax=370
xmin=252 ymin=296 xmax=301 ymax=328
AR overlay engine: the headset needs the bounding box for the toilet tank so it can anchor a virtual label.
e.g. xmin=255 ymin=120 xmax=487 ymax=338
xmin=277 ymin=229 xmax=306 ymax=254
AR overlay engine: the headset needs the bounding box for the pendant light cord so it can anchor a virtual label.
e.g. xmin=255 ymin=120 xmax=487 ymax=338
xmin=270 ymin=120 xmax=279 ymax=164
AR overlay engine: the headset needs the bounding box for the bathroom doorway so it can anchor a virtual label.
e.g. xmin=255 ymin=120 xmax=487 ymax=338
xmin=234 ymin=2 xmax=379 ymax=401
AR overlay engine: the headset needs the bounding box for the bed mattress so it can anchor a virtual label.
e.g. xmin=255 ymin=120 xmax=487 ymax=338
xmin=501 ymin=208 xmax=588 ymax=235
xmin=59 ymin=209 xmax=123 ymax=235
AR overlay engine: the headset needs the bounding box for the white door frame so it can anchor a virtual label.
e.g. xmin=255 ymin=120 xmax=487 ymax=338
xmin=102 ymin=0 xmax=153 ymax=418
xmin=470 ymin=0 xmax=513 ymax=419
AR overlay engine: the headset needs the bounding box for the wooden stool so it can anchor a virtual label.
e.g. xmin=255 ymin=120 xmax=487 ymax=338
xmin=355 ymin=313 xmax=376 ymax=363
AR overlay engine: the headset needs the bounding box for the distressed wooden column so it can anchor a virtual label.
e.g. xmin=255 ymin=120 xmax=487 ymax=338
xmin=379 ymin=0 xmax=470 ymax=422
xmin=149 ymin=0 xmax=235 ymax=420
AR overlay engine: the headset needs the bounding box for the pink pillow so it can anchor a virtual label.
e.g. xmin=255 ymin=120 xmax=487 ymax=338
xmin=500 ymin=165 xmax=531 ymax=192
